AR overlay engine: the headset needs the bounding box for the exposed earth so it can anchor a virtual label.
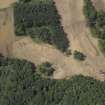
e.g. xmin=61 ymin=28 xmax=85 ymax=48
xmin=0 ymin=7 xmax=15 ymax=56
xmin=92 ymin=0 xmax=105 ymax=11
xmin=1 ymin=0 xmax=105 ymax=80
xmin=0 ymin=0 xmax=17 ymax=9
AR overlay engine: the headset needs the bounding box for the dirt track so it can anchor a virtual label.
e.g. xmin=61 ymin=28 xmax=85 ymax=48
xmin=54 ymin=0 xmax=99 ymax=57
xmin=0 ymin=7 xmax=15 ymax=56
xmin=53 ymin=0 xmax=105 ymax=80
xmin=1 ymin=0 xmax=105 ymax=80
xmin=92 ymin=0 xmax=105 ymax=11
xmin=0 ymin=0 xmax=17 ymax=9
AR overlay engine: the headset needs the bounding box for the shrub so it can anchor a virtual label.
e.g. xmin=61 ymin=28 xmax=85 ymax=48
xmin=37 ymin=62 xmax=55 ymax=77
xmin=99 ymin=40 xmax=105 ymax=54
xmin=65 ymin=49 xmax=72 ymax=56
xmin=73 ymin=50 xmax=86 ymax=61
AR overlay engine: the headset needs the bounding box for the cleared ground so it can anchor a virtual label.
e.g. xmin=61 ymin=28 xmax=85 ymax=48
xmin=0 ymin=7 xmax=15 ymax=56
xmin=1 ymin=0 xmax=105 ymax=80
xmin=52 ymin=0 xmax=105 ymax=80
xmin=92 ymin=0 xmax=105 ymax=11
xmin=0 ymin=0 xmax=17 ymax=9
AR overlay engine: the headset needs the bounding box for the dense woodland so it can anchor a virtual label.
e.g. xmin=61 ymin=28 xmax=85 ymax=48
xmin=14 ymin=0 xmax=69 ymax=52
xmin=84 ymin=0 xmax=105 ymax=54
xmin=0 ymin=55 xmax=105 ymax=105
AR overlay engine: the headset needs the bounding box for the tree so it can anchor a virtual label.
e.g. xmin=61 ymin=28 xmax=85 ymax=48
xmin=99 ymin=40 xmax=105 ymax=54
xmin=73 ymin=50 xmax=86 ymax=61
xmin=37 ymin=62 xmax=55 ymax=77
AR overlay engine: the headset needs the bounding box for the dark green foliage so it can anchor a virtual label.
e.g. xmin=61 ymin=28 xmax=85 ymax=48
xmin=65 ymin=49 xmax=72 ymax=56
xmin=83 ymin=0 xmax=97 ymax=26
xmin=61 ymin=76 xmax=105 ymax=105
xmin=37 ymin=62 xmax=55 ymax=77
xmin=99 ymin=40 xmax=105 ymax=54
xmin=0 ymin=56 xmax=105 ymax=105
xmin=14 ymin=0 xmax=69 ymax=52
xmin=18 ymin=0 xmax=31 ymax=3
xmin=0 ymin=56 xmax=67 ymax=105
xmin=73 ymin=50 xmax=86 ymax=61
xmin=0 ymin=56 xmax=36 ymax=105
xmin=84 ymin=0 xmax=105 ymax=54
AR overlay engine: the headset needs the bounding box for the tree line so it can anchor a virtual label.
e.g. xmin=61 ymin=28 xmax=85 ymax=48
xmin=0 ymin=55 xmax=105 ymax=105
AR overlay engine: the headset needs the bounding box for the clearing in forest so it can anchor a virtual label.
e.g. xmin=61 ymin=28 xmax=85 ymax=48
xmin=1 ymin=0 xmax=105 ymax=80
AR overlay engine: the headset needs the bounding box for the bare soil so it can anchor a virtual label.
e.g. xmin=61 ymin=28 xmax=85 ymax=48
xmin=0 ymin=0 xmax=17 ymax=9
xmin=92 ymin=0 xmax=105 ymax=11
xmin=53 ymin=0 xmax=105 ymax=80
xmin=0 ymin=7 xmax=15 ymax=56
xmin=1 ymin=0 xmax=105 ymax=81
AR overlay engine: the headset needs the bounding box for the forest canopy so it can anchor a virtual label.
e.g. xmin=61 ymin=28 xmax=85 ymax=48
xmin=14 ymin=0 xmax=69 ymax=52
xmin=0 ymin=56 xmax=105 ymax=105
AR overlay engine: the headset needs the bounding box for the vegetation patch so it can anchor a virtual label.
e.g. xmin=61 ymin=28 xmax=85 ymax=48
xmin=84 ymin=0 xmax=105 ymax=55
xmin=73 ymin=50 xmax=86 ymax=61
xmin=0 ymin=56 xmax=105 ymax=105
xmin=14 ymin=0 xmax=69 ymax=52
xmin=37 ymin=62 xmax=55 ymax=77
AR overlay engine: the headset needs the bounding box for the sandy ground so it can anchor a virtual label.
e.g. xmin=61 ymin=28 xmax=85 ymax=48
xmin=0 ymin=7 xmax=15 ymax=56
xmin=54 ymin=0 xmax=99 ymax=57
xmin=52 ymin=0 xmax=105 ymax=80
xmin=12 ymin=37 xmax=88 ymax=79
xmin=1 ymin=0 xmax=105 ymax=81
xmin=0 ymin=0 xmax=17 ymax=9
xmin=92 ymin=0 xmax=105 ymax=11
